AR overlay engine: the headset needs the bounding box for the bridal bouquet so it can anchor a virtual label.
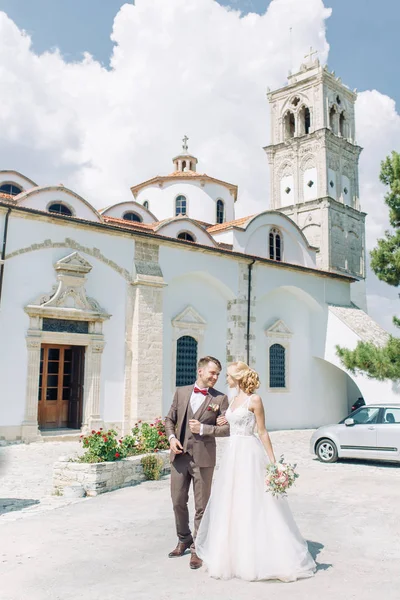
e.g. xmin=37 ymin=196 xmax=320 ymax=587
xmin=265 ymin=456 xmax=299 ymax=497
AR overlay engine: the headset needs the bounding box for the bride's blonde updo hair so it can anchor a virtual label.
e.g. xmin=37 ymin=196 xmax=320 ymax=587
xmin=227 ymin=361 xmax=260 ymax=395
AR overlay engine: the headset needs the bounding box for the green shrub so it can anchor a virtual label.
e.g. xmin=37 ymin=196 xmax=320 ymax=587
xmin=141 ymin=454 xmax=164 ymax=480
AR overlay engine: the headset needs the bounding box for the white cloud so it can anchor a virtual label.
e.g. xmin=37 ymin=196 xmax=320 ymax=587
xmin=0 ymin=0 xmax=398 ymax=330
xmin=355 ymin=90 xmax=400 ymax=332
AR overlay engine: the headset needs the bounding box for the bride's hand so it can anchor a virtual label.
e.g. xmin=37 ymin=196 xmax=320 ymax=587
xmin=217 ymin=415 xmax=228 ymax=426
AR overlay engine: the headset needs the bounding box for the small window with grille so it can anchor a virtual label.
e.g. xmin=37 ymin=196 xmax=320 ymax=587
xmin=216 ymin=199 xmax=225 ymax=224
xmin=269 ymin=344 xmax=286 ymax=388
xmin=269 ymin=228 xmax=282 ymax=261
xmin=176 ymin=335 xmax=198 ymax=386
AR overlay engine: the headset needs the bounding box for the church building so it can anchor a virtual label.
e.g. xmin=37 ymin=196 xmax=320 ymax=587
xmin=0 ymin=53 xmax=396 ymax=443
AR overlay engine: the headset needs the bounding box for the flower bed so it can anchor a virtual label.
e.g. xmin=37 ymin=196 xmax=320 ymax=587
xmin=52 ymin=450 xmax=170 ymax=497
xmin=52 ymin=418 xmax=171 ymax=497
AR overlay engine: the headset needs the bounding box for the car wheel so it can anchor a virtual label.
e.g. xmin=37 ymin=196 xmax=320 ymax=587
xmin=316 ymin=439 xmax=338 ymax=463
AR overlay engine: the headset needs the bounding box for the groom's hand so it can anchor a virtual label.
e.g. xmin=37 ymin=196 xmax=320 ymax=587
xmin=189 ymin=419 xmax=201 ymax=434
xmin=170 ymin=437 xmax=183 ymax=454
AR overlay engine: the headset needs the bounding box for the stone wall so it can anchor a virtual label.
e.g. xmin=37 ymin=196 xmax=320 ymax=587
xmin=53 ymin=451 xmax=170 ymax=497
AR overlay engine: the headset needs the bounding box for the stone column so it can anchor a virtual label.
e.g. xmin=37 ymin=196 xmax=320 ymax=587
xmin=129 ymin=241 xmax=165 ymax=424
xmin=21 ymin=337 xmax=41 ymax=442
xmin=82 ymin=340 xmax=105 ymax=433
xmin=226 ymin=263 xmax=256 ymax=367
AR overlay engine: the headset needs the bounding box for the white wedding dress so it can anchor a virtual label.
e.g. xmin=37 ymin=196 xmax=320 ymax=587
xmin=196 ymin=395 xmax=316 ymax=582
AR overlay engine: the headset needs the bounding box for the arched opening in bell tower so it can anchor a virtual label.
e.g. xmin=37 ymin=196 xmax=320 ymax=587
xmin=339 ymin=112 xmax=346 ymax=137
xmin=284 ymin=111 xmax=296 ymax=139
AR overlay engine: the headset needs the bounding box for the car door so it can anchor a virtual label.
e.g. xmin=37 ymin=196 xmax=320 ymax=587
xmin=375 ymin=407 xmax=400 ymax=462
xmin=337 ymin=407 xmax=380 ymax=459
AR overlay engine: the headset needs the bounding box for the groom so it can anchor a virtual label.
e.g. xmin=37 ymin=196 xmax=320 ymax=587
xmin=165 ymin=355 xmax=229 ymax=569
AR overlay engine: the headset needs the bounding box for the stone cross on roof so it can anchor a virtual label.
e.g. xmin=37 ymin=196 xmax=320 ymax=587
xmin=304 ymin=46 xmax=318 ymax=63
xmin=182 ymin=135 xmax=189 ymax=153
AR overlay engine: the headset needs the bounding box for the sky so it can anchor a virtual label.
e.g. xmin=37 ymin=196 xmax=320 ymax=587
xmin=0 ymin=0 xmax=398 ymax=332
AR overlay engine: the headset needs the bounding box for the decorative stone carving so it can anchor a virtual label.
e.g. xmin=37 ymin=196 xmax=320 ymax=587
xmin=265 ymin=319 xmax=293 ymax=339
xmin=26 ymin=252 xmax=110 ymax=320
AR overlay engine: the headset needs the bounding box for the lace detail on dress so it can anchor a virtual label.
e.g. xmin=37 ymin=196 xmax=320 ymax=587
xmin=226 ymin=395 xmax=256 ymax=437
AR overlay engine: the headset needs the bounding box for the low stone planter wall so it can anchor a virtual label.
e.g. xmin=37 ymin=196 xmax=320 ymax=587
xmin=53 ymin=451 xmax=170 ymax=497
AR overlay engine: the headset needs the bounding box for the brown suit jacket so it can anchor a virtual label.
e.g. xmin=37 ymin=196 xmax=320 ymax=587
xmin=165 ymin=385 xmax=229 ymax=468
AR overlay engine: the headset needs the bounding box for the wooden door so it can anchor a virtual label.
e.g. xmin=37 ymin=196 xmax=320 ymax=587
xmin=38 ymin=345 xmax=84 ymax=429
xmin=68 ymin=346 xmax=85 ymax=429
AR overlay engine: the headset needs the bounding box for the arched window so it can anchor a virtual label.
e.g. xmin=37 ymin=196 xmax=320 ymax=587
xmin=269 ymin=344 xmax=286 ymax=388
xmin=177 ymin=232 xmax=195 ymax=242
xmin=329 ymin=106 xmax=338 ymax=134
xmin=176 ymin=335 xmax=198 ymax=386
xmin=339 ymin=112 xmax=346 ymax=137
xmin=269 ymin=228 xmax=282 ymax=261
xmin=304 ymin=107 xmax=311 ymax=134
xmin=143 ymin=200 xmax=149 ymax=209
xmin=0 ymin=183 xmax=23 ymax=196
xmin=123 ymin=212 xmax=142 ymax=222
xmin=175 ymin=195 xmax=187 ymax=216
xmin=298 ymin=106 xmax=311 ymax=135
xmin=284 ymin=111 xmax=295 ymax=139
xmin=216 ymin=199 xmax=225 ymax=224
xmin=48 ymin=203 xmax=73 ymax=216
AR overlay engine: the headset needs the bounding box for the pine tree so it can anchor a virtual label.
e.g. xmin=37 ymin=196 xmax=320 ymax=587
xmin=336 ymin=151 xmax=400 ymax=381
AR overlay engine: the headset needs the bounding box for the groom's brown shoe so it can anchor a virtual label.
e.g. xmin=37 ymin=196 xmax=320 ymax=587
xmin=168 ymin=540 xmax=192 ymax=558
xmin=189 ymin=551 xmax=203 ymax=570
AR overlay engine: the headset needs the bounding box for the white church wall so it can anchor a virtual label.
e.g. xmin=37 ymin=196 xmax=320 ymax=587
xmin=159 ymin=245 xmax=237 ymax=414
xmin=341 ymin=175 xmax=351 ymax=206
xmin=101 ymin=201 xmax=156 ymax=223
xmin=303 ymin=167 xmax=318 ymax=201
xmin=232 ymin=213 xmax=316 ymax=268
xmin=17 ymin=189 xmax=101 ymax=222
xmin=243 ymin=225 xmax=315 ymax=267
xmin=210 ymin=229 xmax=234 ymax=245
xmin=0 ymin=249 xmax=128 ymax=431
xmin=280 ymin=175 xmax=294 ymax=207
xmin=254 ymin=287 xmax=315 ymax=429
xmin=136 ymin=180 xmax=234 ymax=224
xmin=0 ymin=171 xmax=36 ymax=191
xmin=325 ymin=310 xmax=400 ymax=404
xmin=328 ymin=168 xmax=338 ymax=200
xmin=5 ymin=213 xmax=135 ymax=274
xmin=155 ymin=220 xmax=216 ymax=247
xmin=0 ymin=213 xmax=135 ymax=435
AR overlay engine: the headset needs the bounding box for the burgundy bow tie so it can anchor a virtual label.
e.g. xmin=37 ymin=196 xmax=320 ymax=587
xmin=194 ymin=387 xmax=208 ymax=396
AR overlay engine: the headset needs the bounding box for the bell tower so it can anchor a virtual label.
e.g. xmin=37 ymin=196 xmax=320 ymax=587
xmin=264 ymin=49 xmax=367 ymax=308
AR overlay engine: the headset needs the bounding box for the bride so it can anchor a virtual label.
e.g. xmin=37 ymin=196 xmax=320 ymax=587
xmin=195 ymin=361 xmax=316 ymax=582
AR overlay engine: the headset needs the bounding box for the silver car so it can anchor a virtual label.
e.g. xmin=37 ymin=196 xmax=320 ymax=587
xmin=310 ymin=404 xmax=400 ymax=464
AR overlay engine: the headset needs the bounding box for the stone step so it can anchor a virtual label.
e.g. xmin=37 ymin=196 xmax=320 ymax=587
xmin=40 ymin=429 xmax=81 ymax=443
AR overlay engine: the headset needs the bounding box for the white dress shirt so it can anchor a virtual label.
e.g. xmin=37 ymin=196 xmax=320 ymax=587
xmin=169 ymin=385 xmax=209 ymax=441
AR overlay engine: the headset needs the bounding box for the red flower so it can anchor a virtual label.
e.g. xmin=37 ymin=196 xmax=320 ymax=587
xmin=96 ymin=431 xmax=101 ymax=435
xmin=138 ymin=420 xmax=142 ymax=423
xmin=100 ymin=428 xmax=103 ymax=431
xmin=158 ymin=431 xmax=163 ymax=436
xmin=207 ymin=407 xmax=211 ymax=411
xmin=103 ymin=437 xmax=108 ymax=442
xmin=119 ymin=439 xmax=123 ymax=443
xmin=115 ymin=453 xmax=120 ymax=458
xmin=154 ymin=449 xmax=158 ymax=453
xmin=150 ymin=424 xmax=154 ymax=427
xmin=91 ymin=430 xmax=96 ymax=434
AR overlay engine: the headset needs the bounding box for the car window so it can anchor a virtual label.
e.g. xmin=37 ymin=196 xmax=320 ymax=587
xmin=382 ymin=408 xmax=400 ymax=424
xmin=352 ymin=407 xmax=380 ymax=425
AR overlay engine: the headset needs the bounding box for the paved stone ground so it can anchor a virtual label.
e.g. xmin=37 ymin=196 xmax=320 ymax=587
xmin=0 ymin=440 xmax=83 ymax=521
xmin=1 ymin=431 xmax=400 ymax=599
